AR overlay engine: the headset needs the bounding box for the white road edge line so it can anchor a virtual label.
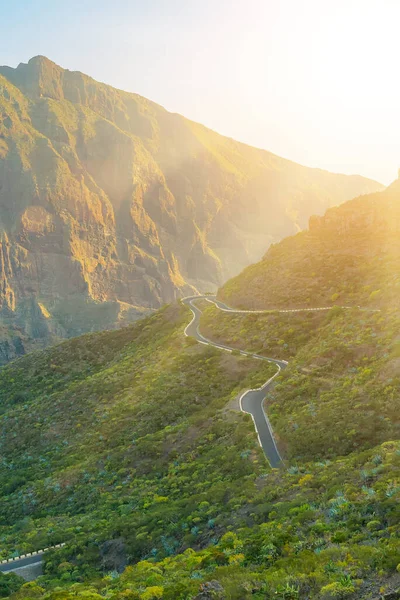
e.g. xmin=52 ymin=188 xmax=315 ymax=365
xmin=181 ymin=294 xmax=380 ymax=467
xmin=182 ymin=295 xmax=285 ymax=466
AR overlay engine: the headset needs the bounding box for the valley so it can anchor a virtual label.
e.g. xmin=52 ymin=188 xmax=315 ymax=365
xmin=0 ymin=56 xmax=383 ymax=361
xmin=0 ymin=46 xmax=399 ymax=600
xmin=0 ymin=187 xmax=398 ymax=597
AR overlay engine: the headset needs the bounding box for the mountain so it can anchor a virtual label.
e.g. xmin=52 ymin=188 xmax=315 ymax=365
xmin=219 ymin=180 xmax=400 ymax=310
xmin=210 ymin=183 xmax=400 ymax=464
xmin=0 ymin=56 xmax=383 ymax=361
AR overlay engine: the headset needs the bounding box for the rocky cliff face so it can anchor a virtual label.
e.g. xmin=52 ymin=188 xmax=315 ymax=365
xmin=0 ymin=56 xmax=383 ymax=359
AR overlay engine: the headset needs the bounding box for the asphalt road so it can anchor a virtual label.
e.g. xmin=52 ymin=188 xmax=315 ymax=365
xmin=1 ymin=295 xmax=375 ymax=570
xmin=0 ymin=544 xmax=65 ymax=573
xmin=0 ymin=555 xmax=43 ymax=573
xmin=182 ymin=295 xmax=287 ymax=468
xmin=204 ymin=297 xmax=359 ymax=314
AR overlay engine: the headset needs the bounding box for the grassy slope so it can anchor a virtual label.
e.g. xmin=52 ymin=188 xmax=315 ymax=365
xmin=0 ymin=303 xmax=276 ymax=561
xmin=0 ymin=299 xmax=399 ymax=599
xmin=219 ymin=182 xmax=400 ymax=310
xmin=200 ymin=303 xmax=400 ymax=461
xmin=1 ymin=183 xmax=399 ymax=599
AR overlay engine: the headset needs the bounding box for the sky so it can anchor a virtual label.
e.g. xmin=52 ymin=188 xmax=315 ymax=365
xmin=1 ymin=0 xmax=400 ymax=184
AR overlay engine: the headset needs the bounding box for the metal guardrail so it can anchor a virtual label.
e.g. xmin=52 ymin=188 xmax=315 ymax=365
xmin=0 ymin=543 xmax=65 ymax=565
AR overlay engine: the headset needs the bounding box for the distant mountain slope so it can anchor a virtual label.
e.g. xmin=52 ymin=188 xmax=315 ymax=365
xmin=0 ymin=56 xmax=382 ymax=359
xmin=219 ymin=180 xmax=399 ymax=309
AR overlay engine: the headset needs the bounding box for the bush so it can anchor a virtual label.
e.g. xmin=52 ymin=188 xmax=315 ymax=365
xmin=0 ymin=572 xmax=24 ymax=597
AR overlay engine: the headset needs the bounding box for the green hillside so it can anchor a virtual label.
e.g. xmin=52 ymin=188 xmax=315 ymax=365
xmin=0 ymin=56 xmax=382 ymax=361
xmin=219 ymin=181 xmax=400 ymax=310
xmin=199 ymin=302 xmax=399 ymax=461
xmin=0 ymin=301 xmax=399 ymax=598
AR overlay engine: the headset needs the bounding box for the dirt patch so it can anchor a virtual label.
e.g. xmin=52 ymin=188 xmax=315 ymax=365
xmin=355 ymin=571 xmax=400 ymax=599
xmin=219 ymin=391 xmax=242 ymax=415
xmin=219 ymin=352 xmax=260 ymax=381
xmin=379 ymin=356 xmax=400 ymax=380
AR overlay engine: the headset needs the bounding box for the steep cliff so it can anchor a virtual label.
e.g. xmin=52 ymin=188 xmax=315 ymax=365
xmin=219 ymin=181 xmax=400 ymax=309
xmin=0 ymin=56 xmax=383 ymax=357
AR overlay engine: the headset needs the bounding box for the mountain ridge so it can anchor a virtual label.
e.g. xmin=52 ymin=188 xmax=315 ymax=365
xmin=219 ymin=180 xmax=399 ymax=310
xmin=3 ymin=56 xmax=384 ymax=181
xmin=0 ymin=55 xmax=383 ymax=361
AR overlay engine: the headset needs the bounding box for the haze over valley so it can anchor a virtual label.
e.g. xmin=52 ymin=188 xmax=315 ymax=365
xmin=0 ymin=56 xmax=382 ymax=362
xmin=0 ymin=3 xmax=399 ymax=599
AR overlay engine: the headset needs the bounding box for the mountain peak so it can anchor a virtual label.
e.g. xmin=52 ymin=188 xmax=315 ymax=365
xmin=25 ymin=55 xmax=60 ymax=71
xmin=28 ymin=54 xmax=52 ymax=65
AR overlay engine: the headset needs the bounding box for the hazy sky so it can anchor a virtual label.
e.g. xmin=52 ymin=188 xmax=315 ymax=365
xmin=2 ymin=0 xmax=400 ymax=184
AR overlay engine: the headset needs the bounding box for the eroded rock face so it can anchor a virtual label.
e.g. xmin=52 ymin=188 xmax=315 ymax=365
xmin=0 ymin=56 xmax=383 ymax=353
xmin=100 ymin=539 xmax=127 ymax=574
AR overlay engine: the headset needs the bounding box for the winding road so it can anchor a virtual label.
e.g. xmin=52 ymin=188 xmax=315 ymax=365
xmin=182 ymin=295 xmax=380 ymax=467
xmin=1 ymin=297 xmax=378 ymax=571
xmin=182 ymin=295 xmax=288 ymax=468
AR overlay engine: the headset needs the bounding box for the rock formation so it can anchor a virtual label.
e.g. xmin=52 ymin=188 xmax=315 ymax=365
xmin=0 ymin=56 xmax=383 ymax=359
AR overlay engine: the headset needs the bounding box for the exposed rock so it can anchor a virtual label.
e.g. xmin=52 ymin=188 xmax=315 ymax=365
xmin=0 ymin=56 xmax=383 ymax=354
xmin=100 ymin=538 xmax=127 ymax=574
xmin=194 ymin=580 xmax=225 ymax=599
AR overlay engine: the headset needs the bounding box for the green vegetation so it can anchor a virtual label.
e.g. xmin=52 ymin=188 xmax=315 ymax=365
xmin=219 ymin=183 xmax=400 ymax=310
xmin=199 ymin=300 xmax=328 ymax=360
xmin=0 ymin=303 xmax=274 ymax=568
xmin=200 ymin=302 xmax=400 ymax=460
xmin=0 ymin=167 xmax=398 ymax=597
xmin=4 ymin=441 xmax=400 ymax=599
xmin=0 ymin=573 xmax=24 ymax=598
xmin=0 ymin=297 xmax=399 ymax=598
